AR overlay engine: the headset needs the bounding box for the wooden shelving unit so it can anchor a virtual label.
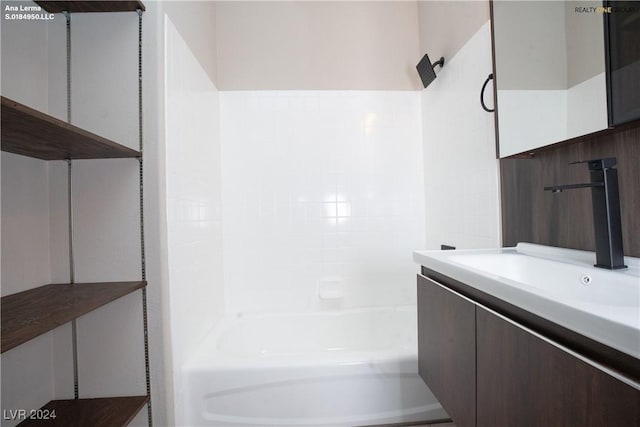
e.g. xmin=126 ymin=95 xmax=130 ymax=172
xmin=17 ymin=396 xmax=149 ymax=426
xmin=1 ymin=1 xmax=150 ymax=425
xmin=1 ymin=282 xmax=147 ymax=353
xmin=35 ymin=1 xmax=145 ymax=13
xmin=1 ymin=97 xmax=140 ymax=160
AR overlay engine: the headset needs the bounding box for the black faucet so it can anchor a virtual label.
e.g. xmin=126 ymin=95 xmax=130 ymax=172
xmin=544 ymin=157 xmax=627 ymax=270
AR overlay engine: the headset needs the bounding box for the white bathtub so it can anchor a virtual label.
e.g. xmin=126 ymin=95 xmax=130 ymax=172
xmin=181 ymin=306 xmax=447 ymax=426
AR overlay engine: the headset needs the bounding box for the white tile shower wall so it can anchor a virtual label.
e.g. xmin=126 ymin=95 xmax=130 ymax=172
xmin=164 ymin=16 xmax=224 ymax=420
xmin=421 ymin=22 xmax=501 ymax=249
xmin=220 ymin=91 xmax=425 ymax=314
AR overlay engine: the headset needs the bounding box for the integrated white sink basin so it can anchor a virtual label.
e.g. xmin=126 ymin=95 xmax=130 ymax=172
xmin=414 ymin=243 xmax=640 ymax=359
xmin=449 ymin=252 xmax=636 ymax=308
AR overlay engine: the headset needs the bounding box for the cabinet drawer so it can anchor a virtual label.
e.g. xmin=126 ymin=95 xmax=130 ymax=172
xmin=417 ymin=274 xmax=476 ymax=427
xmin=476 ymin=306 xmax=640 ymax=427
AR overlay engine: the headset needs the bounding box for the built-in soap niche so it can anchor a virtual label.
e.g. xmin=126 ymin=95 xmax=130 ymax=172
xmin=317 ymin=277 xmax=344 ymax=310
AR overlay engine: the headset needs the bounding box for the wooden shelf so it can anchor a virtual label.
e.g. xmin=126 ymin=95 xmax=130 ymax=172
xmin=1 ymin=281 xmax=146 ymax=353
xmin=16 ymin=396 xmax=148 ymax=426
xmin=1 ymin=96 xmax=140 ymax=160
xmin=35 ymin=1 xmax=145 ymax=13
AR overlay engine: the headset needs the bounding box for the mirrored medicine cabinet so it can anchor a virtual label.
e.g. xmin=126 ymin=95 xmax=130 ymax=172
xmin=492 ymin=1 xmax=609 ymax=158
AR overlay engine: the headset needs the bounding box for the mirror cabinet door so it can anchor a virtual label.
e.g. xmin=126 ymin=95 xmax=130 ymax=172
xmin=493 ymin=1 xmax=609 ymax=158
xmin=605 ymin=1 xmax=640 ymax=127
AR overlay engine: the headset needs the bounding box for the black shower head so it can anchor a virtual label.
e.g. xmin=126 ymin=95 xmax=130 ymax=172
xmin=416 ymin=54 xmax=445 ymax=88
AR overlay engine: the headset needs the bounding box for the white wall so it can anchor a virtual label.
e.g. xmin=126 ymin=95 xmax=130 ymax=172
xmin=1 ymin=11 xmax=55 ymax=427
xmin=1 ymin=154 xmax=55 ymax=427
xmin=216 ymin=1 xmax=421 ymax=90
xmin=164 ymin=15 xmax=224 ymax=424
xmin=220 ymin=91 xmax=425 ymax=314
xmin=161 ymin=1 xmax=218 ymax=85
xmin=0 ymin=12 xmax=49 ymax=111
xmin=421 ymin=22 xmax=501 ymax=249
xmin=416 ymin=0 xmax=489 ymax=66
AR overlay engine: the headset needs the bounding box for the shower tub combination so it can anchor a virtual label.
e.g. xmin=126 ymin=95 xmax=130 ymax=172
xmin=182 ymin=306 xmax=447 ymax=426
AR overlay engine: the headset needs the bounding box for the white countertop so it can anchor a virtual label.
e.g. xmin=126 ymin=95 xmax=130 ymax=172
xmin=414 ymin=243 xmax=640 ymax=359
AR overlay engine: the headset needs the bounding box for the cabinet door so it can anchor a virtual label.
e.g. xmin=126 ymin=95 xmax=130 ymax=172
xmin=417 ymin=275 xmax=476 ymax=427
xmin=605 ymin=0 xmax=640 ymax=126
xmin=477 ymin=307 xmax=640 ymax=427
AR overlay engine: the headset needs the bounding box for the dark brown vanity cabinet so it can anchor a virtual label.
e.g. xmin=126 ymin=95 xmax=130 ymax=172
xmin=417 ymin=274 xmax=640 ymax=427
xmin=476 ymin=307 xmax=640 ymax=427
xmin=417 ymin=275 xmax=476 ymax=427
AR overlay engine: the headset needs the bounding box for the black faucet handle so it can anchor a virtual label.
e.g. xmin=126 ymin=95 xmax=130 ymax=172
xmin=568 ymin=157 xmax=617 ymax=171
